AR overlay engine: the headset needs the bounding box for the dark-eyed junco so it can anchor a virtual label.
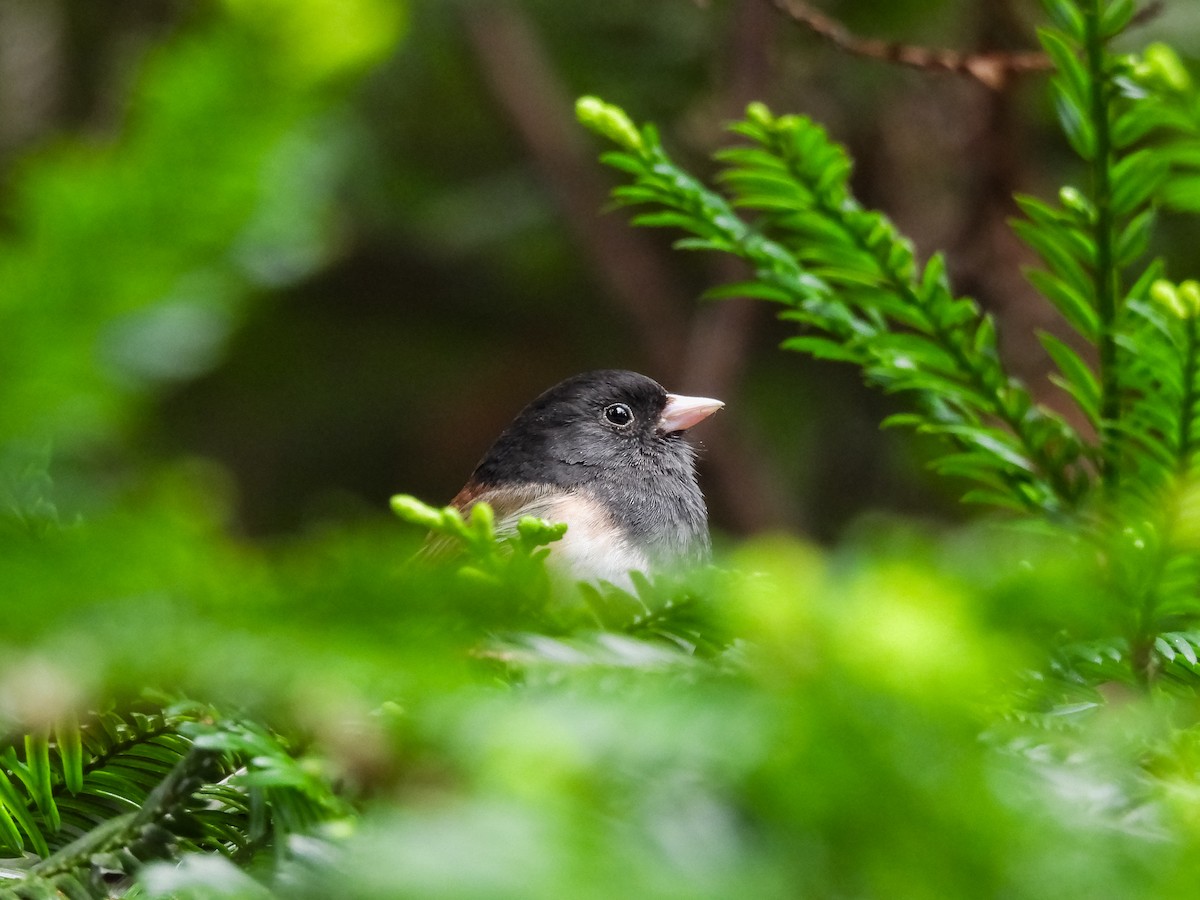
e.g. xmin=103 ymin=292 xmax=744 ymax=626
xmin=437 ymin=370 xmax=722 ymax=583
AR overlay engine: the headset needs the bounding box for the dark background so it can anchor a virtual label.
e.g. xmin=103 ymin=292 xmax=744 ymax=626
xmin=3 ymin=0 xmax=1198 ymax=545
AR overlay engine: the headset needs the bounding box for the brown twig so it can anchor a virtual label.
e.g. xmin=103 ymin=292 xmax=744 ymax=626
xmin=1131 ymin=1 xmax=1168 ymax=28
xmin=460 ymin=1 xmax=691 ymax=380
xmin=769 ymin=0 xmax=1164 ymax=91
xmin=461 ymin=0 xmax=795 ymax=533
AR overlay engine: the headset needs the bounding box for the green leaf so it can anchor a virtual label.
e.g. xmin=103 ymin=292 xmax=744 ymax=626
xmin=776 ymin=216 xmax=849 ymax=251
xmin=1160 ymin=143 xmax=1200 ymax=170
xmin=1023 ymin=268 xmax=1099 ymax=340
xmin=880 ymin=413 xmax=924 ymax=430
xmin=1111 ymin=100 xmax=1173 ymax=148
xmin=922 ymin=425 xmax=1037 ymax=472
xmin=54 ymin=715 xmax=84 ymax=796
xmin=702 ymin=280 xmax=798 ymax=304
xmin=611 ymin=185 xmax=670 ymax=206
xmin=673 ymin=237 xmax=735 ymax=253
xmin=632 ymin=211 xmax=710 ymax=232
xmin=972 ymin=314 xmax=998 ymax=358
xmin=1038 ymin=28 xmax=1089 ymax=110
xmin=1014 ymin=196 xmax=1095 ymax=262
xmin=1040 ymin=332 xmax=1101 ymax=425
xmin=1043 ymin=0 xmax=1086 ymax=41
xmin=1011 ymin=219 xmax=1094 ymax=301
xmin=1052 ymin=81 xmax=1096 ymax=160
xmin=1161 ymin=175 xmax=1200 ymax=213
xmin=0 ymin=800 xmax=24 ymax=856
xmin=598 ymin=150 xmax=649 ymax=176
xmin=1099 ymin=0 xmax=1136 ymax=38
xmin=869 ymin=333 xmax=962 ymax=378
xmin=1115 ymin=208 xmax=1155 ymax=266
xmin=1169 ymin=633 xmax=1199 ymax=666
xmin=1110 ymin=150 xmax=1169 ymax=216
xmin=714 ymin=145 xmax=788 ymax=171
xmin=718 ymin=169 xmax=811 ymax=206
xmin=0 ymin=769 xmax=48 ymax=858
xmin=927 ymin=451 xmax=1021 ymax=485
xmin=1015 ymin=193 xmax=1071 ymax=225
xmin=1126 ymin=260 xmax=1167 ymax=305
xmin=24 ymin=733 xmax=59 ymax=834
xmin=800 ymin=260 xmax=885 ymax=292
xmin=783 ymin=335 xmax=863 ymax=363
xmin=920 ymin=252 xmax=949 ymax=293
xmin=960 ymin=487 xmax=1032 ymax=511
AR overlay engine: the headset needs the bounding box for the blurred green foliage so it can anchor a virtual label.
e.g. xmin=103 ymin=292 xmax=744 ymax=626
xmin=3 ymin=0 xmax=1200 ymax=897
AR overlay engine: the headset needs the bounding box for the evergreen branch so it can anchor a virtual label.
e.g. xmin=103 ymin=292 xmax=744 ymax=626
xmin=27 ymin=746 xmax=225 ymax=889
xmin=730 ymin=109 xmax=1086 ymax=508
xmin=1081 ymin=0 xmax=1122 ymax=492
xmin=0 ymin=707 xmax=346 ymax=899
xmin=578 ymin=96 xmax=1085 ymax=513
xmin=578 ymin=0 xmax=1200 ymax=685
xmin=0 ymin=711 xmax=186 ymax=857
xmin=1100 ymin=279 xmax=1200 ymax=676
xmin=1034 ymin=3 xmax=1200 ymax=672
xmin=1022 ymin=3 xmax=1179 ymax=507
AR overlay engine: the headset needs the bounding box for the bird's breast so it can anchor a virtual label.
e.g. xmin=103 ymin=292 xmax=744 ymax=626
xmin=536 ymin=491 xmax=650 ymax=585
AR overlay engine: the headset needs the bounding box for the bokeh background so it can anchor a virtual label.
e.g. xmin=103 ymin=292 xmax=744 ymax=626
xmin=3 ymin=0 xmax=1199 ymax=546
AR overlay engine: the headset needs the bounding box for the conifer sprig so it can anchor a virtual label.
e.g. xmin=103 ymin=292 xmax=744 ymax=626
xmin=578 ymin=0 xmax=1200 ymax=678
xmin=578 ymin=97 xmax=1088 ymax=514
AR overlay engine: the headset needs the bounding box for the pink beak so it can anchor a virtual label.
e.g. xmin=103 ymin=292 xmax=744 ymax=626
xmin=658 ymin=392 xmax=724 ymax=434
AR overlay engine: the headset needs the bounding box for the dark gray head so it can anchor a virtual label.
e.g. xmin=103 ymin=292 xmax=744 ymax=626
xmin=471 ymin=370 xmax=722 ymax=563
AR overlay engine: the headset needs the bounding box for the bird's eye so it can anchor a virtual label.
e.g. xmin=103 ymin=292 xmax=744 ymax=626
xmin=603 ymin=403 xmax=633 ymax=427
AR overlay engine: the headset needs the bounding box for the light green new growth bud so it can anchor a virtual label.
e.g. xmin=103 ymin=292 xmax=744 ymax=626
xmin=1181 ymin=281 xmax=1200 ymax=317
xmin=468 ymin=501 xmax=496 ymax=538
xmin=575 ymin=96 xmax=643 ymax=152
xmin=745 ymin=102 xmax=773 ymax=127
xmin=439 ymin=505 xmax=466 ymax=536
xmin=457 ymin=566 xmax=499 ymax=588
xmin=1058 ymin=186 xmax=1092 ymax=217
xmin=1145 ymin=43 xmax=1191 ymax=92
xmin=517 ymin=515 xmax=568 ymax=546
xmin=389 ymin=494 xmax=444 ymax=530
xmin=1151 ymin=280 xmax=1190 ymax=319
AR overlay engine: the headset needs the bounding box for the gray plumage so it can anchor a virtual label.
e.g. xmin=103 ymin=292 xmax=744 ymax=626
xmin=450 ymin=370 xmax=714 ymax=579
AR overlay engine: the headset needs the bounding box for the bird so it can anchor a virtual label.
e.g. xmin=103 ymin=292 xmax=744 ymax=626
xmin=435 ymin=369 xmax=723 ymax=584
